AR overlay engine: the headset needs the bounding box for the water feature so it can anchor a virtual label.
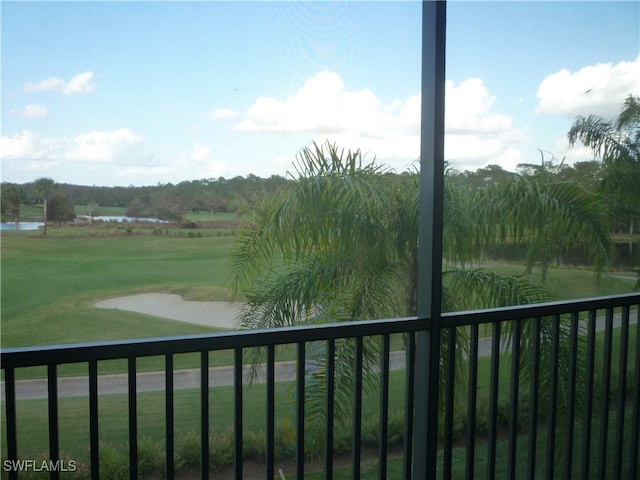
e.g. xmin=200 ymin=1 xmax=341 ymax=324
xmin=89 ymin=215 xmax=168 ymax=223
xmin=0 ymin=222 xmax=45 ymax=231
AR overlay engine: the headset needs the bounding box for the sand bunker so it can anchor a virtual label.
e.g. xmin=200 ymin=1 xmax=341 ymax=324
xmin=96 ymin=293 xmax=242 ymax=329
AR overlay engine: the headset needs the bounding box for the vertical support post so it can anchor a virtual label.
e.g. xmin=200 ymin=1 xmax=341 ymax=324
xmin=413 ymin=1 xmax=447 ymax=478
xmin=89 ymin=360 xmax=100 ymax=479
xmin=47 ymin=364 xmax=60 ymax=480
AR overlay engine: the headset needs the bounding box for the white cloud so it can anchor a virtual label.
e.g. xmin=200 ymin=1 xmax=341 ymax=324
xmin=9 ymin=104 xmax=48 ymax=118
xmin=236 ymin=71 xmax=528 ymax=173
xmin=61 ymin=71 xmax=95 ymax=95
xmin=23 ymin=71 xmax=95 ymax=95
xmin=237 ymin=71 xmax=393 ymax=136
xmin=116 ymin=143 xmax=228 ymax=183
xmin=23 ymin=77 xmax=66 ymax=93
xmin=445 ymin=78 xmax=515 ymax=134
xmin=67 ymin=128 xmax=142 ymax=163
xmin=535 ymin=55 xmax=640 ymax=119
xmin=202 ymin=108 xmax=239 ymax=120
xmin=443 ymin=78 xmax=528 ymax=170
xmin=0 ymin=130 xmax=62 ymax=160
xmin=191 ymin=143 xmax=211 ymax=161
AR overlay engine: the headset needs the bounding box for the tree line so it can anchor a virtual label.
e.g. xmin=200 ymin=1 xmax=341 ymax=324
xmin=1 ymin=174 xmax=291 ymax=224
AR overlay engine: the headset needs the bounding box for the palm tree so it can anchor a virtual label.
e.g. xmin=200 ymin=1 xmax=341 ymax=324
xmin=568 ymin=94 xmax=640 ymax=273
xmin=471 ymin=171 xmax=611 ymax=282
xmin=231 ymin=140 xmax=611 ymax=446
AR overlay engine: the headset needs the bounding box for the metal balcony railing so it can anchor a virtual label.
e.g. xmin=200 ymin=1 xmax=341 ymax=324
xmin=2 ymin=292 xmax=639 ymax=479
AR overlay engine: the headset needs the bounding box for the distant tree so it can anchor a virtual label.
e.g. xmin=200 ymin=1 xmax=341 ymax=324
xmin=150 ymin=190 xmax=190 ymax=221
xmin=457 ymin=163 xmax=516 ymax=190
xmin=1 ymin=184 xmax=25 ymax=231
xmin=47 ymin=190 xmax=76 ymax=226
xmin=556 ymin=160 xmax=604 ymax=192
xmin=86 ymin=201 xmax=102 ymax=218
xmin=125 ymin=198 xmax=147 ymax=218
xmin=198 ymin=191 xmax=227 ymax=219
xmin=33 ymin=177 xmax=56 ymax=236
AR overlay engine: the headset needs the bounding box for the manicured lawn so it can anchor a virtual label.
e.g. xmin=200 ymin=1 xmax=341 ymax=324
xmin=3 ymin=234 xmax=635 ymax=350
xmin=2 ymin=231 xmax=636 ymax=380
xmin=1 ymin=234 xmax=237 ymax=348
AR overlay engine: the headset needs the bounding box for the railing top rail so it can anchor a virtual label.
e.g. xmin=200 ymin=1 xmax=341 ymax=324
xmin=441 ymin=291 xmax=640 ymax=327
xmin=2 ymin=292 xmax=638 ymax=369
xmin=1 ymin=316 xmax=424 ymax=368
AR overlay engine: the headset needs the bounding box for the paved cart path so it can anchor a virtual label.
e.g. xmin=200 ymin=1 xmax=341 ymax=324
xmin=1 ymin=294 xmax=637 ymax=400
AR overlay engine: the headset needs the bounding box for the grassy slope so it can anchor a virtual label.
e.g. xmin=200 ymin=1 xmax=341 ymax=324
xmin=3 ymin=234 xmax=636 ymax=346
xmin=1 ymin=234 xmax=236 ymax=348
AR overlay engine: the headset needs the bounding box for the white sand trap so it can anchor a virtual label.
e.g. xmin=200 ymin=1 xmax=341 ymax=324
xmin=96 ymin=293 xmax=242 ymax=329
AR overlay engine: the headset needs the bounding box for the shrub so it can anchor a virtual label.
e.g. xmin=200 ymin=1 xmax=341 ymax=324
xmin=243 ymin=429 xmax=266 ymax=460
xmin=175 ymin=433 xmax=201 ymax=471
xmin=209 ymin=428 xmax=234 ymax=471
xmin=98 ymin=442 xmax=128 ymax=480
xmin=138 ymin=436 xmax=164 ymax=477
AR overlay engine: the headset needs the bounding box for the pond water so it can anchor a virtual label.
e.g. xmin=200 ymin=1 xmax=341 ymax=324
xmin=1 ymin=216 xmax=168 ymax=231
xmin=90 ymin=215 xmax=168 ymax=223
xmin=0 ymin=222 xmax=45 ymax=231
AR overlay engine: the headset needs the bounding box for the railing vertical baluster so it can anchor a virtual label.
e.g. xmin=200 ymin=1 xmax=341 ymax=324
xmin=613 ymin=305 xmax=629 ymax=479
xmin=325 ymin=339 xmax=335 ymax=480
xmin=545 ymin=314 xmax=560 ymax=479
xmin=378 ymin=334 xmax=390 ymax=480
xmin=352 ymin=336 xmax=363 ymax=480
xmin=165 ymin=354 xmax=174 ymax=479
xmin=128 ymin=357 xmax=138 ymax=480
xmin=630 ymin=303 xmax=640 ymax=477
xmin=581 ymin=309 xmax=597 ymax=478
xmin=297 ymin=342 xmax=306 ymax=479
xmin=266 ymin=345 xmax=275 ymax=480
xmin=5 ymin=367 xmax=18 ymax=480
xmin=89 ymin=360 xmax=99 ymax=479
xmin=487 ymin=321 xmax=501 ymax=480
xmin=200 ymin=351 xmax=209 ymax=480
xmin=507 ymin=319 xmax=522 ymax=480
xmin=465 ymin=324 xmax=478 ymax=480
xmin=47 ymin=364 xmax=60 ymax=480
xmin=234 ymin=347 xmax=243 ymax=480
xmin=597 ymin=308 xmax=614 ymax=479
xmin=443 ymin=327 xmax=456 ymax=479
xmin=403 ymin=332 xmax=415 ymax=480
xmin=563 ymin=311 xmax=579 ymax=479
xmin=526 ymin=317 xmax=541 ymax=479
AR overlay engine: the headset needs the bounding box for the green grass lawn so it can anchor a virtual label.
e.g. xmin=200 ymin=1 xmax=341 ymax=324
xmin=3 ymin=233 xmax=636 ymax=349
xmin=1 ymin=234 xmax=237 ymax=348
xmin=1 ymin=231 xmax=637 ymax=378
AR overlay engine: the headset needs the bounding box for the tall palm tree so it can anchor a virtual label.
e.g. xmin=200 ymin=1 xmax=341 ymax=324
xmin=231 ymin=140 xmax=610 ymax=445
xmin=568 ymin=94 xmax=640 ymax=275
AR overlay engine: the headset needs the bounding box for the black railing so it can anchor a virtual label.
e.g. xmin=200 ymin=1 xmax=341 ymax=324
xmin=2 ymin=292 xmax=639 ymax=479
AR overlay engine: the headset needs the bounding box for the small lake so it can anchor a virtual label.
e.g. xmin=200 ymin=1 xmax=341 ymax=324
xmin=0 ymin=222 xmax=45 ymax=231
xmin=1 ymin=216 xmax=168 ymax=231
xmin=89 ymin=216 xmax=168 ymax=223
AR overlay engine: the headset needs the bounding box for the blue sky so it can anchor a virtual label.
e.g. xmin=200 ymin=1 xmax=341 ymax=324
xmin=2 ymin=1 xmax=639 ymax=186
